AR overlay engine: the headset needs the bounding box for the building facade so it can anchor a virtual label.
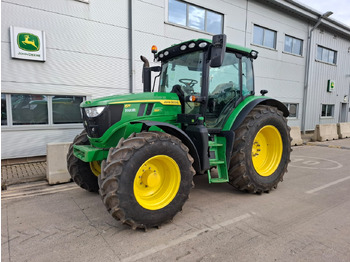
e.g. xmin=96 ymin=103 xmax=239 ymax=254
xmin=2 ymin=0 xmax=350 ymax=159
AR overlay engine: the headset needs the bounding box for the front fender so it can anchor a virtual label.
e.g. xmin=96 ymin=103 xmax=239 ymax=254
xmin=130 ymin=120 xmax=201 ymax=174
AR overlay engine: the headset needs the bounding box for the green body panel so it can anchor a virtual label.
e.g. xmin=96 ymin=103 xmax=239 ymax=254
xmin=222 ymin=95 xmax=268 ymax=131
xmin=74 ymin=92 xmax=182 ymax=162
xmin=74 ymin=145 xmax=109 ymax=162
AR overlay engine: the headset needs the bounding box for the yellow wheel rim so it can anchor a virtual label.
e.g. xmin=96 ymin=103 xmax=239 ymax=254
xmin=133 ymin=155 xmax=181 ymax=210
xmin=89 ymin=161 xmax=101 ymax=177
xmin=252 ymin=125 xmax=283 ymax=177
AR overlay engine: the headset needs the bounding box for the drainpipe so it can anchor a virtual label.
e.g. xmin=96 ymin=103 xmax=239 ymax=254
xmin=301 ymin=11 xmax=333 ymax=133
xmin=128 ymin=0 xmax=135 ymax=93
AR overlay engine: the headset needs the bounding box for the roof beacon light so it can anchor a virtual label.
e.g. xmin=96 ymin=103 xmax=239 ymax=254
xmin=151 ymin=45 xmax=158 ymax=54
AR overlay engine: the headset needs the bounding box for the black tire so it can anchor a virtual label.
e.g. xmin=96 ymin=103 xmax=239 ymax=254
xmin=98 ymin=131 xmax=195 ymax=230
xmin=228 ymin=105 xmax=291 ymax=193
xmin=67 ymin=130 xmax=99 ymax=192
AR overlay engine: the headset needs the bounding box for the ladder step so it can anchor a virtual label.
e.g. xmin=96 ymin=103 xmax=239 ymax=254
xmin=209 ymin=178 xmax=229 ymax=183
xmin=209 ymin=160 xmax=225 ymax=165
xmin=208 ymin=142 xmax=223 ymax=147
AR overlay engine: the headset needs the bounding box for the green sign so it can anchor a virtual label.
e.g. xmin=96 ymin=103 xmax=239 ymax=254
xmin=327 ymin=79 xmax=335 ymax=92
xmin=17 ymin=33 xmax=40 ymax=52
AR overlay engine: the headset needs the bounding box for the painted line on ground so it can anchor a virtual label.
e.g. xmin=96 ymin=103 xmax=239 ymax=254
xmin=306 ymin=176 xmax=350 ymax=194
xmin=2 ymin=184 xmax=80 ymax=201
xmin=121 ymin=213 xmax=252 ymax=262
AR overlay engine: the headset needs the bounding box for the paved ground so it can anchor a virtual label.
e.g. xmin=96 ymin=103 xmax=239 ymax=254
xmin=1 ymin=162 xmax=46 ymax=188
xmin=2 ymin=138 xmax=350 ymax=262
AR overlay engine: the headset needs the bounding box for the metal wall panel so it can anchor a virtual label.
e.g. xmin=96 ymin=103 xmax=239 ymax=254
xmin=306 ymin=29 xmax=350 ymax=130
xmin=1 ymin=128 xmax=83 ymax=159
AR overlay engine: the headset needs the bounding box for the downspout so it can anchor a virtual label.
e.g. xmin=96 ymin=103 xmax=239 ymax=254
xmin=301 ymin=11 xmax=333 ymax=133
xmin=129 ymin=0 xmax=135 ymax=93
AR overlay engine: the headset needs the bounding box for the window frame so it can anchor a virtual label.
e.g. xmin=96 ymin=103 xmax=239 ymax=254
xmin=1 ymin=93 xmax=86 ymax=130
xmin=252 ymin=24 xmax=277 ymax=50
xmin=284 ymin=35 xmax=303 ymax=56
xmin=284 ymin=103 xmax=299 ymax=119
xmin=316 ymin=45 xmax=337 ymax=65
xmin=167 ymin=0 xmax=224 ymax=35
xmin=321 ymin=104 xmax=335 ymax=118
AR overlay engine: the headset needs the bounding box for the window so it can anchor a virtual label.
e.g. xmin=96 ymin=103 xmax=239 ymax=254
xmin=284 ymin=103 xmax=299 ymax=118
xmin=253 ymin=25 xmax=277 ymax=49
xmin=284 ymin=35 xmax=303 ymax=56
xmin=1 ymin=93 xmax=85 ymax=127
xmin=168 ymin=0 xmax=223 ymax=34
xmin=317 ymin=46 xmax=337 ymax=64
xmin=321 ymin=104 xmax=334 ymax=117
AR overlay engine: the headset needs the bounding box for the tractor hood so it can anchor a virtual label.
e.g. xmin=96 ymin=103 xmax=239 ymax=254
xmin=81 ymin=92 xmax=181 ymax=108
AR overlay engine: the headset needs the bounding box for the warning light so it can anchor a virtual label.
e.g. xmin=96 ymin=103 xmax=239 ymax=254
xmin=151 ymin=45 xmax=158 ymax=54
xmin=189 ymin=95 xmax=196 ymax=102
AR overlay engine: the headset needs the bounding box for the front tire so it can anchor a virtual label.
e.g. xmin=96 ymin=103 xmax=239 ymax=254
xmin=228 ymin=105 xmax=291 ymax=193
xmin=67 ymin=130 xmax=99 ymax=192
xmin=98 ymin=132 xmax=195 ymax=229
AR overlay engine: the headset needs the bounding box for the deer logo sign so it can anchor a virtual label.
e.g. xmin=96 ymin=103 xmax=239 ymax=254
xmin=17 ymin=33 xmax=40 ymax=52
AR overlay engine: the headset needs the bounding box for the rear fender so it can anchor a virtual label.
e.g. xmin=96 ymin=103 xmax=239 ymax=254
xmin=225 ymin=97 xmax=289 ymax=132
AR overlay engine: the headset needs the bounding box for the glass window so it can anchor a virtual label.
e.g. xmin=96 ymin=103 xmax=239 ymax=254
xmin=206 ymin=11 xmax=222 ymax=34
xmin=206 ymin=53 xmax=241 ymax=127
xmin=284 ymin=35 xmax=303 ymax=55
xmin=168 ymin=0 xmax=186 ymax=26
xmin=11 ymin=94 xmax=48 ymax=125
xmin=242 ymin=57 xmax=254 ymax=96
xmin=2 ymin=94 xmax=7 ymax=126
xmin=253 ymin=26 xmax=264 ymax=46
xmin=284 ymin=103 xmax=298 ymax=118
xmin=168 ymin=0 xmax=223 ymax=34
xmin=321 ymin=104 xmax=334 ymax=117
xmin=317 ymin=46 xmax=337 ymax=64
xmin=53 ymin=96 xmax=84 ymax=124
xmin=188 ymin=5 xmax=205 ymax=31
xmin=253 ymin=25 xmax=276 ymax=49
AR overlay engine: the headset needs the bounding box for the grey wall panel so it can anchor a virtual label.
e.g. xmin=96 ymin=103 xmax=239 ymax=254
xmin=2 ymin=45 xmax=130 ymax=94
xmin=3 ymin=0 xmax=129 ymax=28
xmin=1 ymin=127 xmax=83 ymax=159
xmin=2 ymin=3 xmax=130 ymax=58
xmin=305 ymin=29 xmax=350 ymax=130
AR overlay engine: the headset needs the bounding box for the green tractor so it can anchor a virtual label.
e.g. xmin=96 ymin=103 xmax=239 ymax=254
xmin=67 ymin=34 xmax=291 ymax=230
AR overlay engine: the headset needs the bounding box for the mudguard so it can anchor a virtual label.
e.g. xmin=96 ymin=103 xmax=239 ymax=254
xmin=130 ymin=120 xmax=202 ymax=174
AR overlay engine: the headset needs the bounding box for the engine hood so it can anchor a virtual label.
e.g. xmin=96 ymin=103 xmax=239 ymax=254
xmin=81 ymin=92 xmax=181 ymax=108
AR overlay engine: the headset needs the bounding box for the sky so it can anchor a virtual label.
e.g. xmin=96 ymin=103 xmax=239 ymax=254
xmin=300 ymin=0 xmax=350 ymax=26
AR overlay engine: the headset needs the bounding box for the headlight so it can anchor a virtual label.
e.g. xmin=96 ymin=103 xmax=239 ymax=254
xmin=85 ymin=106 xmax=105 ymax=118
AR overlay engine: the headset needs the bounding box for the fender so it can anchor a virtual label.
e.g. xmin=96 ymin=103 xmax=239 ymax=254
xmin=130 ymin=120 xmax=201 ymax=174
xmin=229 ymin=97 xmax=289 ymax=131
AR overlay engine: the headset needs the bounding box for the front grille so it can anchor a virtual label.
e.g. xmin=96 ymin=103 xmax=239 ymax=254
xmin=82 ymin=104 xmax=124 ymax=138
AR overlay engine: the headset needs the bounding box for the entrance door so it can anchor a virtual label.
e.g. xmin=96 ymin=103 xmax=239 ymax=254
xmin=339 ymin=102 xmax=348 ymax=122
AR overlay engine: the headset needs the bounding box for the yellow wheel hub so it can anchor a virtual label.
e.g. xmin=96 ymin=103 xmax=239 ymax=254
xmin=89 ymin=161 xmax=101 ymax=177
xmin=133 ymin=155 xmax=181 ymax=210
xmin=252 ymin=125 xmax=283 ymax=177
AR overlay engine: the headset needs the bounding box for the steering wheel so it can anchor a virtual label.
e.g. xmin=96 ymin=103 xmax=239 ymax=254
xmin=179 ymin=79 xmax=198 ymax=88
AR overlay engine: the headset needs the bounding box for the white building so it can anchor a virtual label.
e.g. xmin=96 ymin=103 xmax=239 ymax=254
xmin=2 ymin=0 xmax=350 ymax=159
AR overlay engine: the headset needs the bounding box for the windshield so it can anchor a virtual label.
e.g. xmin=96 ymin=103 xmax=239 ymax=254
xmin=159 ymin=51 xmax=203 ymax=95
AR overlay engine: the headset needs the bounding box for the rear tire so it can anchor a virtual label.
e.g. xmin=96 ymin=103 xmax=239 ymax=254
xmin=67 ymin=130 xmax=99 ymax=192
xmin=228 ymin=105 xmax=291 ymax=193
xmin=98 ymin=131 xmax=195 ymax=229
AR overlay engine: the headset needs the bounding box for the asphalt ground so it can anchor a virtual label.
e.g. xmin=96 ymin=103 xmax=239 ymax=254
xmin=2 ymin=138 xmax=350 ymax=262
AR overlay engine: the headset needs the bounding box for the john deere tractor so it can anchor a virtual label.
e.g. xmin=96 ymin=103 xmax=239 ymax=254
xmin=67 ymin=34 xmax=291 ymax=230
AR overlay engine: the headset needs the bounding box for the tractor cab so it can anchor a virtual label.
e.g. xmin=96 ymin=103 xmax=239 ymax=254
xmin=144 ymin=34 xmax=258 ymax=130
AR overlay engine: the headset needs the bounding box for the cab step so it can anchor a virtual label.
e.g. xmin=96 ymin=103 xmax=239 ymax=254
xmin=207 ymin=136 xmax=228 ymax=183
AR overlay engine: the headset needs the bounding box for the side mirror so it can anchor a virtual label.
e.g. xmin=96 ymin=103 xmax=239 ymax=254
xmin=210 ymin=34 xmax=227 ymax=68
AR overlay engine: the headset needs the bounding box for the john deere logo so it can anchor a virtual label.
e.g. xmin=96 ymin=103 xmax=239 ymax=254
xmin=17 ymin=33 xmax=40 ymax=52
